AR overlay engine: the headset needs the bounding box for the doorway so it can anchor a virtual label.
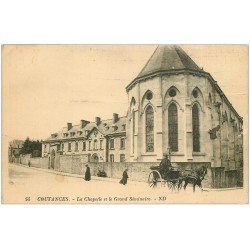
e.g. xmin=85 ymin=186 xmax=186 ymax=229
xmin=91 ymin=154 xmax=99 ymax=163
xmin=50 ymin=149 xmax=55 ymax=169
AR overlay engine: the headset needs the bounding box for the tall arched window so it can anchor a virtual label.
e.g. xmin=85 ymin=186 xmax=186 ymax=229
xmin=145 ymin=105 xmax=154 ymax=152
xmin=94 ymin=139 xmax=98 ymax=150
xmin=132 ymin=110 xmax=135 ymax=153
xmin=192 ymin=104 xmax=200 ymax=152
xmin=168 ymin=103 xmax=178 ymax=152
xmin=208 ymin=93 xmax=212 ymax=106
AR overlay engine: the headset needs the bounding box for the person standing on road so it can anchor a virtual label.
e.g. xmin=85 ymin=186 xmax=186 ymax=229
xmin=119 ymin=168 xmax=129 ymax=185
xmin=84 ymin=164 xmax=91 ymax=181
xmin=28 ymin=161 xmax=31 ymax=168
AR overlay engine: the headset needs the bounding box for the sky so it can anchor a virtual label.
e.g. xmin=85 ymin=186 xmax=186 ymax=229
xmin=2 ymin=45 xmax=248 ymax=142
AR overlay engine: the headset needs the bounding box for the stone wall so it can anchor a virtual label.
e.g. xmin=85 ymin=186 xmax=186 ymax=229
xmin=88 ymin=162 xmax=159 ymax=182
xmin=30 ymin=157 xmax=49 ymax=169
xmin=19 ymin=154 xmax=49 ymax=169
xmin=20 ymin=154 xmax=31 ymax=165
xmin=58 ymin=154 xmax=88 ymax=175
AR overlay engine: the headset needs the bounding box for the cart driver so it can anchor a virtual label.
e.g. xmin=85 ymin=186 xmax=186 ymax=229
xmin=159 ymin=154 xmax=172 ymax=177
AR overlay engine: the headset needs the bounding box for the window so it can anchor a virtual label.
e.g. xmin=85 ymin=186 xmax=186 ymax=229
xmin=145 ymin=105 xmax=154 ymax=152
xmin=146 ymin=91 xmax=153 ymax=100
xmin=94 ymin=139 xmax=98 ymax=150
xmin=68 ymin=142 xmax=71 ymax=151
xmin=192 ymin=104 xmax=200 ymax=152
xmin=61 ymin=143 xmax=64 ymax=151
xmin=100 ymin=140 xmax=103 ymax=150
xmin=132 ymin=111 xmax=135 ymax=153
xmin=110 ymin=138 xmax=114 ymax=149
xmin=169 ymin=88 xmax=176 ymax=97
xmin=120 ymin=138 xmax=125 ymax=149
xmin=88 ymin=141 xmax=91 ymax=150
xmin=110 ymin=154 xmax=114 ymax=162
xmin=113 ymin=126 xmax=118 ymax=131
xmin=120 ymin=154 xmax=125 ymax=162
xmin=75 ymin=142 xmax=78 ymax=151
xmin=82 ymin=141 xmax=86 ymax=151
xmin=131 ymin=97 xmax=136 ymax=106
xmin=57 ymin=144 xmax=60 ymax=151
xmin=208 ymin=93 xmax=212 ymax=105
xmin=168 ymin=103 xmax=178 ymax=152
xmin=44 ymin=145 xmax=47 ymax=152
xmin=192 ymin=89 xmax=198 ymax=98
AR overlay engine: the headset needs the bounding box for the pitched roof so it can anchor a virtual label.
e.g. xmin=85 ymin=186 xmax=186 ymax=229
xmin=137 ymin=45 xmax=202 ymax=79
xmin=127 ymin=45 xmax=243 ymax=122
xmin=44 ymin=116 xmax=126 ymax=142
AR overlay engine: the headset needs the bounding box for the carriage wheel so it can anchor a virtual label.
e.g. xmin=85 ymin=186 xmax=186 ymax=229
xmin=148 ymin=170 xmax=162 ymax=188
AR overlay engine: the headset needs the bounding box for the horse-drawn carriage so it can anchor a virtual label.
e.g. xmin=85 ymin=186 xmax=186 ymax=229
xmin=148 ymin=166 xmax=183 ymax=190
xmin=148 ymin=164 xmax=208 ymax=192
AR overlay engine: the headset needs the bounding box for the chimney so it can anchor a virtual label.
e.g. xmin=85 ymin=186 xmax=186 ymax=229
xmin=113 ymin=113 xmax=119 ymax=123
xmin=95 ymin=117 xmax=101 ymax=125
xmin=81 ymin=120 xmax=90 ymax=128
xmin=67 ymin=122 xmax=72 ymax=131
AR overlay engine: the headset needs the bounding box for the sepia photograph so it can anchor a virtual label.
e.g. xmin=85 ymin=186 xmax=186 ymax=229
xmin=1 ymin=1 xmax=250 ymax=250
xmin=2 ymin=44 xmax=248 ymax=204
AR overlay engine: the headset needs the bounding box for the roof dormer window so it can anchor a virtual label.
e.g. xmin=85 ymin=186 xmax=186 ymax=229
xmin=113 ymin=126 xmax=118 ymax=132
xmin=51 ymin=133 xmax=58 ymax=138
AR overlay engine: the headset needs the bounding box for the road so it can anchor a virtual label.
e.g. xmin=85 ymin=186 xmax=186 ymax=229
xmin=4 ymin=163 xmax=247 ymax=204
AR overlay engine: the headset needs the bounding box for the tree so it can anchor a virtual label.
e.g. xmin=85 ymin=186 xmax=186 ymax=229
xmin=20 ymin=137 xmax=42 ymax=157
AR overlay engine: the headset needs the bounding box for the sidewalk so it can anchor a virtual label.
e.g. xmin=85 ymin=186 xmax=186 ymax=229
xmin=13 ymin=163 xmax=144 ymax=185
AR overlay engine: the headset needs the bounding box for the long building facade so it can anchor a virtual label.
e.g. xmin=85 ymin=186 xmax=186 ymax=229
xmin=42 ymin=45 xmax=243 ymax=187
xmin=42 ymin=115 xmax=126 ymax=166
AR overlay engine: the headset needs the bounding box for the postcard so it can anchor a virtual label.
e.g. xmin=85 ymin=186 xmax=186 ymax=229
xmin=2 ymin=45 xmax=248 ymax=204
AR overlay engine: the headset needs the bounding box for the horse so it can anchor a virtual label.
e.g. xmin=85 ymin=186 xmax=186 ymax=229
xmin=183 ymin=166 xmax=208 ymax=192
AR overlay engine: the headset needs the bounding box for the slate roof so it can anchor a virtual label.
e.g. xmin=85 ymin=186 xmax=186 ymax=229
xmin=137 ymin=45 xmax=202 ymax=79
xmin=44 ymin=116 xmax=126 ymax=142
xmin=125 ymin=45 xmax=243 ymax=122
